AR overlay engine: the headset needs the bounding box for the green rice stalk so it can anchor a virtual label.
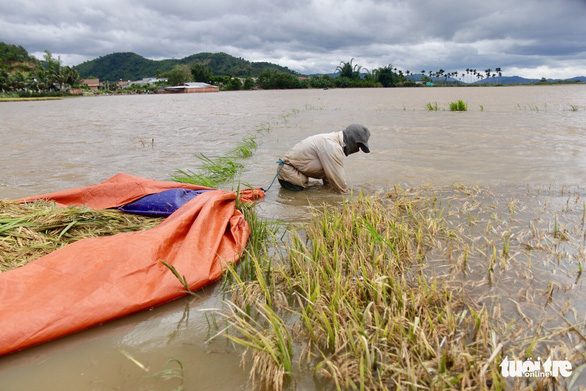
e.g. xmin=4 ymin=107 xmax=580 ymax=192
xmin=160 ymin=260 xmax=197 ymax=296
xmin=450 ymin=100 xmax=468 ymax=111
xmin=426 ymin=102 xmax=440 ymax=111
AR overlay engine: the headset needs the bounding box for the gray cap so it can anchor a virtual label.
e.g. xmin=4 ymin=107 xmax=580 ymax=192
xmin=342 ymin=124 xmax=371 ymax=156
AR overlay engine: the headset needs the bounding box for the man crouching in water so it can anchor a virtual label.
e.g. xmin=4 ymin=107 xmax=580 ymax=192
xmin=277 ymin=124 xmax=371 ymax=193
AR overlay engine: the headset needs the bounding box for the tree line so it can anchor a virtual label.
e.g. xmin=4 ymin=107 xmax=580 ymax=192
xmin=1 ymin=40 xmax=505 ymax=95
xmin=419 ymin=67 xmax=503 ymax=84
xmin=160 ymin=58 xmax=420 ymax=91
xmin=1 ymin=50 xmax=81 ymax=95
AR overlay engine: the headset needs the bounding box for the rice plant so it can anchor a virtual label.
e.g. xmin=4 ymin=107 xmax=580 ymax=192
xmin=0 ymin=200 xmax=161 ymax=272
xmin=450 ymin=100 xmax=468 ymax=111
xmin=223 ymin=300 xmax=293 ymax=391
xmin=426 ymin=101 xmax=440 ymax=111
xmin=160 ymin=260 xmax=197 ymax=296
xmin=172 ymin=154 xmax=244 ymax=188
xmin=119 ymin=350 xmax=185 ymax=390
xmin=173 ymin=124 xmax=266 ymax=187
xmin=229 ymin=135 xmax=258 ymax=158
xmin=218 ymin=186 xmax=586 ymax=390
xmin=221 ymin=192 xmax=498 ymax=389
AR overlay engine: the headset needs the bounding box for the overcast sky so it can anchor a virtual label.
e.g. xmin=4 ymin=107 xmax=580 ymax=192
xmin=1 ymin=0 xmax=585 ymax=79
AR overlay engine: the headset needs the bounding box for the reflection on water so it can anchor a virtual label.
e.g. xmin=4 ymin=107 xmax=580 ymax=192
xmin=0 ymin=86 xmax=585 ymax=389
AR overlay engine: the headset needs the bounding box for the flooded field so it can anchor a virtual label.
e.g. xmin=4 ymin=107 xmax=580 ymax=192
xmin=0 ymin=85 xmax=585 ymax=390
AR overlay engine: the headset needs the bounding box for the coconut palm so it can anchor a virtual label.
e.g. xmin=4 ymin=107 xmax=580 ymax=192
xmin=37 ymin=69 xmax=51 ymax=91
xmin=335 ymin=58 xmax=363 ymax=79
xmin=65 ymin=67 xmax=80 ymax=88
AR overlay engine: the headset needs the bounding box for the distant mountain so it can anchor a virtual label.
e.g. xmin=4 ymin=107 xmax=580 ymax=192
xmin=473 ymin=75 xmax=586 ymax=85
xmin=472 ymin=76 xmax=538 ymax=85
xmin=74 ymin=52 xmax=296 ymax=81
xmin=563 ymin=76 xmax=586 ymax=82
xmin=406 ymin=74 xmax=460 ymax=83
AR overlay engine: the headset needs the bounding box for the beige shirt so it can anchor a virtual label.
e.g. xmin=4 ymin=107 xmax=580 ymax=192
xmin=278 ymin=131 xmax=348 ymax=193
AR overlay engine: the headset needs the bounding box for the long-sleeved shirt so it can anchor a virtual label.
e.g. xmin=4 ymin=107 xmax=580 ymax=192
xmin=277 ymin=131 xmax=348 ymax=193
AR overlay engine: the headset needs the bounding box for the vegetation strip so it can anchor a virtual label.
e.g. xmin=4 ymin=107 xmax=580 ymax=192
xmin=220 ymin=186 xmax=586 ymax=390
xmin=0 ymin=97 xmax=62 ymax=102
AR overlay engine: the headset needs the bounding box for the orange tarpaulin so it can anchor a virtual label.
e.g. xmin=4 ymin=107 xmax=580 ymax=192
xmin=0 ymin=174 xmax=263 ymax=356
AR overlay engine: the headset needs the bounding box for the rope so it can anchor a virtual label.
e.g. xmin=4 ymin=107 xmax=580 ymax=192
xmin=261 ymin=159 xmax=287 ymax=192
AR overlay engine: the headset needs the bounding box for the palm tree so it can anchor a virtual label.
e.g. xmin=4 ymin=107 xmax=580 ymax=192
xmin=496 ymin=67 xmax=502 ymax=84
xmin=31 ymin=68 xmax=49 ymax=91
xmin=363 ymin=69 xmax=375 ymax=83
xmin=336 ymin=58 xmax=363 ymax=79
xmin=65 ymin=67 xmax=80 ymax=88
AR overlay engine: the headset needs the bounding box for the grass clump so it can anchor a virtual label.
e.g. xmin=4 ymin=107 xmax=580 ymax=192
xmin=0 ymin=200 xmax=161 ymax=272
xmin=449 ymin=100 xmax=468 ymax=111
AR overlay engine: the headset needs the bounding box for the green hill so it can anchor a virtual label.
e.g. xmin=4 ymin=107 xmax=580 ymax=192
xmin=74 ymin=52 xmax=296 ymax=81
xmin=0 ymin=42 xmax=42 ymax=73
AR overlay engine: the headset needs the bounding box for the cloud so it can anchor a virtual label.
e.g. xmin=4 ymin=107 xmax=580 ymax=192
xmin=0 ymin=0 xmax=584 ymax=78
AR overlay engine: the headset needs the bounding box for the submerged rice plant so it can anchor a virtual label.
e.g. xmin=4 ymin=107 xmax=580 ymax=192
xmin=172 ymin=123 xmax=266 ymax=187
xmin=229 ymin=135 xmax=258 ymax=159
xmin=221 ymin=191 xmax=497 ymax=389
xmin=450 ymin=100 xmax=468 ymax=111
xmin=172 ymin=154 xmax=245 ymax=188
xmin=219 ymin=186 xmax=586 ymax=390
xmin=426 ymin=101 xmax=440 ymax=111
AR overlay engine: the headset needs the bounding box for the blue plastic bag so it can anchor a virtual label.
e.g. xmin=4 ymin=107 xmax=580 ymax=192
xmin=118 ymin=188 xmax=212 ymax=216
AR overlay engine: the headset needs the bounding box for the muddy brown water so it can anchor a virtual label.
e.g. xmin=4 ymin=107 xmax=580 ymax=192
xmin=0 ymin=86 xmax=585 ymax=390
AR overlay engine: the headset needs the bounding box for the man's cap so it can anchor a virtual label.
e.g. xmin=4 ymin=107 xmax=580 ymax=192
xmin=344 ymin=124 xmax=370 ymax=154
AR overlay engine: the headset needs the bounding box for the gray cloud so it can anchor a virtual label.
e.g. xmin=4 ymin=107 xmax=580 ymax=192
xmin=1 ymin=0 xmax=584 ymax=79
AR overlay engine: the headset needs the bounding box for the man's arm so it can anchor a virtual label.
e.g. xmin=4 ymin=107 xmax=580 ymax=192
xmin=318 ymin=145 xmax=348 ymax=193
